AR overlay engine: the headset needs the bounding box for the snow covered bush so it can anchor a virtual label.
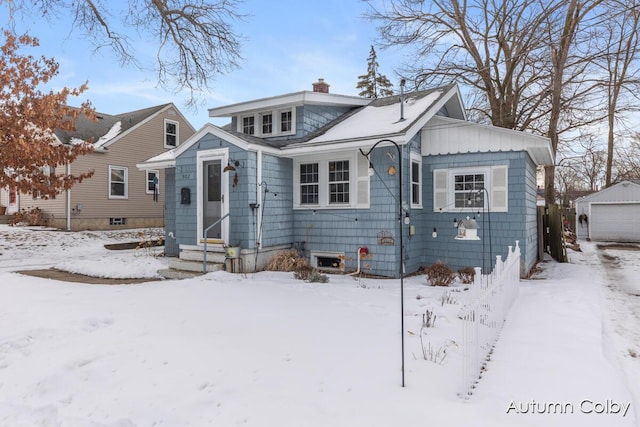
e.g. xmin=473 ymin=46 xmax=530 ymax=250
xmin=457 ymin=267 xmax=476 ymax=284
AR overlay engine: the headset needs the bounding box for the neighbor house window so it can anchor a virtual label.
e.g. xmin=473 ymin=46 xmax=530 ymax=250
xmin=109 ymin=165 xmax=128 ymax=199
xmin=32 ymin=165 xmax=56 ymax=199
xmin=454 ymin=172 xmax=485 ymax=209
xmin=280 ymin=110 xmax=292 ymax=133
xmin=146 ymin=170 xmax=159 ymax=194
xmin=261 ymin=113 xmax=272 ymax=134
xmin=328 ymin=160 xmax=349 ymax=204
xmin=242 ymin=116 xmax=255 ymax=135
xmin=164 ymin=119 xmax=179 ymax=148
xmin=411 ymin=154 xmax=422 ymax=208
xmin=300 ymin=163 xmax=319 ymax=205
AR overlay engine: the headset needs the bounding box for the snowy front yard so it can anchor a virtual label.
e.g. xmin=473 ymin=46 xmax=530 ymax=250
xmin=0 ymin=225 xmax=638 ymax=426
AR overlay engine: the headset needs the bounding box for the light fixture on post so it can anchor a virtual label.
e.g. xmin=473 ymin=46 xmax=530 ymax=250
xmin=359 ymin=138 xmax=405 ymax=387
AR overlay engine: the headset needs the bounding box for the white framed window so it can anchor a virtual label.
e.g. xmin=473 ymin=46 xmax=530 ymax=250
xmin=109 ymin=165 xmax=128 ymax=199
xmin=299 ymin=163 xmax=319 ymax=205
xmin=433 ymin=165 xmax=508 ymax=212
xmin=242 ymin=115 xmax=255 ymax=135
xmin=164 ymin=119 xmax=179 ymax=148
xmin=261 ymin=113 xmax=273 ymax=134
xmin=237 ymin=108 xmax=296 ymax=136
xmin=454 ymin=172 xmax=485 ymax=209
xmin=293 ymin=152 xmax=369 ymax=209
xmin=410 ymin=153 xmax=422 ymax=208
xmin=146 ymin=170 xmax=160 ymax=194
xmin=280 ymin=109 xmax=292 ymax=133
xmin=328 ymin=160 xmax=349 ymax=204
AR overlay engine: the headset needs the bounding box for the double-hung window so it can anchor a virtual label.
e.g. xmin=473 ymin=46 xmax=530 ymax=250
xmin=280 ymin=110 xmax=292 ymax=133
xmin=109 ymin=165 xmax=128 ymax=199
xmin=261 ymin=113 xmax=273 ymax=134
xmin=294 ymin=153 xmax=369 ymax=209
xmin=146 ymin=170 xmax=159 ymax=194
xmin=410 ymin=153 xmax=422 ymax=208
xmin=242 ymin=116 xmax=255 ymax=135
xmin=300 ymin=163 xmax=319 ymax=205
xmin=328 ymin=160 xmax=349 ymax=204
xmin=164 ymin=119 xmax=178 ymax=148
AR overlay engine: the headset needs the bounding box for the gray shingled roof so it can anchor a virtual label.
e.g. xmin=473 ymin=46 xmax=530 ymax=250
xmin=215 ymin=86 xmax=454 ymax=150
xmin=54 ymin=104 xmax=171 ymax=145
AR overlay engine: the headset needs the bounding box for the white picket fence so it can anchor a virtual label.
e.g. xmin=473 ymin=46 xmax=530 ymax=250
xmin=458 ymin=241 xmax=521 ymax=399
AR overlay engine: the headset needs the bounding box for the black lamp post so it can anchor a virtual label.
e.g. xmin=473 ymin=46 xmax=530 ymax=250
xmin=360 ymin=138 xmax=405 ymax=387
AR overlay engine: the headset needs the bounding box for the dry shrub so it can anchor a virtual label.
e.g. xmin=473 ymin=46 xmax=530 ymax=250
xmin=294 ymin=267 xmax=328 ymax=283
xmin=424 ymin=262 xmax=455 ymax=287
xmin=457 ymin=267 xmax=476 ymax=284
xmin=10 ymin=207 xmax=49 ymax=227
xmin=267 ymin=249 xmax=308 ymax=272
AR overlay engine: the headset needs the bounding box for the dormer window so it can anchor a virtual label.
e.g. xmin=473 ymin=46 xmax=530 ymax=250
xmin=164 ymin=119 xmax=179 ymax=148
xmin=242 ymin=116 xmax=255 ymax=135
xmin=261 ymin=113 xmax=272 ymax=134
xmin=238 ymin=108 xmax=296 ymax=136
xmin=280 ymin=110 xmax=292 ymax=133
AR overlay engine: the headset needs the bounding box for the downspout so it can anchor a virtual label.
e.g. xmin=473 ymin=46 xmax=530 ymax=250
xmin=256 ymin=150 xmax=263 ymax=248
xmin=66 ymin=161 xmax=71 ymax=231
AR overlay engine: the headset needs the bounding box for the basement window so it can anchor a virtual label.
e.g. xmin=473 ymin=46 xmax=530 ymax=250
xmin=109 ymin=217 xmax=127 ymax=226
xmin=310 ymin=251 xmax=345 ymax=271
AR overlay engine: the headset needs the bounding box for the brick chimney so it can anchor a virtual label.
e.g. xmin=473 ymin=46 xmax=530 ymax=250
xmin=312 ymin=78 xmax=330 ymax=93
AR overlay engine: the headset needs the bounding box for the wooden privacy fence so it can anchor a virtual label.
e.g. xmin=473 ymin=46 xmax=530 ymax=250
xmin=538 ymin=205 xmax=568 ymax=263
xmin=458 ymin=241 xmax=521 ymax=399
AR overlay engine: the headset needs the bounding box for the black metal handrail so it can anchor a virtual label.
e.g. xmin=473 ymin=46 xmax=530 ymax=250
xmin=202 ymin=213 xmax=230 ymax=273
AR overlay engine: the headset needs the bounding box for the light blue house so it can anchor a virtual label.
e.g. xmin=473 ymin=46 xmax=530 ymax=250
xmin=139 ymin=80 xmax=553 ymax=277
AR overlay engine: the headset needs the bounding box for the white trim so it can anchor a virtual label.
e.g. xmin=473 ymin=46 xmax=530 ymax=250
xmin=196 ymin=148 xmax=230 ymax=245
xmin=237 ymin=107 xmax=296 ymax=137
xmin=293 ymin=151 xmax=368 ymax=210
xmin=208 ymin=90 xmax=369 ymax=117
xmin=108 ymin=165 xmax=128 ymax=199
xmin=433 ymin=165 xmax=509 ymax=213
xmin=410 ymin=152 xmax=422 ymax=209
xmin=164 ymin=118 xmax=179 ymax=148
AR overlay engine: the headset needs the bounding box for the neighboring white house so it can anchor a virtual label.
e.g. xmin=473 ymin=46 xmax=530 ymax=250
xmin=574 ymin=181 xmax=640 ymax=242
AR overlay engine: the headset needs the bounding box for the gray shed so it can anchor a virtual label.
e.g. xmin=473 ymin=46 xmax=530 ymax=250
xmin=574 ymin=181 xmax=640 ymax=242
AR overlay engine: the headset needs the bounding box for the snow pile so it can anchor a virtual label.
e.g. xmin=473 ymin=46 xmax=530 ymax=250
xmin=0 ymin=226 xmax=638 ymax=426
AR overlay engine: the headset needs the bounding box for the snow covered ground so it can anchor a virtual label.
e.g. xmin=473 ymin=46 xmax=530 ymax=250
xmin=0 ymin=224 xmax=639 ymax=427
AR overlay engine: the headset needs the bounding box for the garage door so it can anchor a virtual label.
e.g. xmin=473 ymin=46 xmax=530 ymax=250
xmin=590 ymin=203 xmax=640 ymax=242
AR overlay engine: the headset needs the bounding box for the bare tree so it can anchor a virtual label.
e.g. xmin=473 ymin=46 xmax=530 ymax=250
xmin=366 ymin=0 xmax=605 ymax=204
xmin=613 ymin=135 xmax=640 ymax=182
xmin=1 ymin=0 xmax=245 ymax=107
xmin=594 ymin=0 xmax=640 ymax=187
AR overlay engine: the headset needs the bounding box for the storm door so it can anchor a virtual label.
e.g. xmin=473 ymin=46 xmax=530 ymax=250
xmin=203 ymin=160 xmax=223 ymax=240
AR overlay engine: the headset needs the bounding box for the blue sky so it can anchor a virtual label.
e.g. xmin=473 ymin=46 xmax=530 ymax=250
xmin=2 ymin=0 xmax=405 ymax=129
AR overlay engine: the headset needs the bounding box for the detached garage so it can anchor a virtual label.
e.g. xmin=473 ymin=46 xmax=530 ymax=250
xmin=574 ymin=181 xmax=640 ymax=242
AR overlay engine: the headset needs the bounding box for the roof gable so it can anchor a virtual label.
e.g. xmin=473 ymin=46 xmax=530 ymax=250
xmin=575 ymin=181 xmax=640 ymax=203
xmin=54 ymin=103 xmax=194 ymax=149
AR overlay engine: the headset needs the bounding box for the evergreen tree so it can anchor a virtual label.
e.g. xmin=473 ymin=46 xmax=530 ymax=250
xmin=356 ymin=46 xmax=394 ymax=98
